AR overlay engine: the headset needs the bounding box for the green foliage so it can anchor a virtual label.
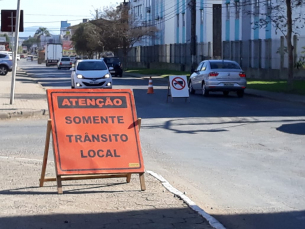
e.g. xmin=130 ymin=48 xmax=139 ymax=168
xmin=71 ymin=23 xmax=103 ymax=58
xmin=247 ymin=79 xmax=305 ymax=95
xmin=0 ymin=34 xmax=10 ymax=42
xmin=22 ymin=36 xmax=37 ymax=51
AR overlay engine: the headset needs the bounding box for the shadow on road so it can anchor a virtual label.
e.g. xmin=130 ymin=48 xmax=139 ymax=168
xmin=276 ymin=122 xmax=305 ymax=135
xmin=214 ymin=210 xmax=305 ymax=229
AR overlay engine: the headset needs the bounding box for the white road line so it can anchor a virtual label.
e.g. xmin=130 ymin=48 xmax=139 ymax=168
xmin=147 ymin=170 xmax=226 ymax=229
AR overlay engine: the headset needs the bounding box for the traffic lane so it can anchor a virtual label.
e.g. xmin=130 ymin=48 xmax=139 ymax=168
xmin=132 ymin=89 xmax=305 ymax=228
xmin=18 ymin=61 xmax=305 ymax=119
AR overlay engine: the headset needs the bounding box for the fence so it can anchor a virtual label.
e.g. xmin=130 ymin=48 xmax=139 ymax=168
xmin=116 ymin=36 xmax=305 ymax=78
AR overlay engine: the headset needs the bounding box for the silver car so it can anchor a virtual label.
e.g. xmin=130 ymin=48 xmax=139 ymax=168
xmin=189 ymin=60 xmax=247 ymax=97
xmin=71 ymin=59 xmax=112 ymax=89
xmin=0 ymin=53 xmax=13 ymax=75
xmin=57 ymin=57 xmax=72 ymax=70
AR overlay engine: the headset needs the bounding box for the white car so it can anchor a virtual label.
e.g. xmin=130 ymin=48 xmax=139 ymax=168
xmin=71 ymin=59 xmax=113 ymax=89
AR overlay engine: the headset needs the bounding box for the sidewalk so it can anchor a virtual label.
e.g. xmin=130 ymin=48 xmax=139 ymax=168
xmin=0 ymin=70 xmax=48 ymax=119
xmin=124 ymin=72 xmax=305 ymax=106
xmin=0 ymin=156 xmax=214 ymax=229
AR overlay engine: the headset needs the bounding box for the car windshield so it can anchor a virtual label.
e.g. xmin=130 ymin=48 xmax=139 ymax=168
xmin=61 ymin=58 xmax=70 ymax=61
xmin=77 ymin=61 xmax=107 ymax=71
xmin=209 ymin=61 xmax=241 ymax=69
xmin=104 ymin=58 xmax=120 ymax=65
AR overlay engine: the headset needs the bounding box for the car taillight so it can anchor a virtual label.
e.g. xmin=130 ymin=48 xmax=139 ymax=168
xmin=60 ymin=62 xmax=62 ymax=65
xmin=209 ymin=72 xmax=219 ymax=77
xmin=239 ymin=72 xmax=246 ymax=77
xmin=70 ymin=62 xmax=72 ymax=65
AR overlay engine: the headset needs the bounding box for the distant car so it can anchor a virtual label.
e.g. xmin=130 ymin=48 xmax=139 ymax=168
xmin=57 ymin=57 xmax=72 ymax=70
xmin=0 ymin=53 xmax=13 ymax=75
xmin=20 ymin=54 xmax=25 ymax=59
xmin=189 ymin=60 xmax=247 ymax=97
xmin=71 ymin=59 xmax=112 ymax=89
xmin=17 ymin=54 xmax=20 ymax=61
xmin=102 ymin=57 xmax=123 ymax=77
xmin=27 ymin=55 xmax=33 ymax=61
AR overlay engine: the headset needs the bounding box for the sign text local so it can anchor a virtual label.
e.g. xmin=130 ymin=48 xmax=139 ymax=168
xmin=47 ymin=90 xmax=144 ymax=175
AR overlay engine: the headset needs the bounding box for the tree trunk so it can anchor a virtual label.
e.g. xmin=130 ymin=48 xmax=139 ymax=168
xmin=286 ymin=0 xmax=294 ymax=90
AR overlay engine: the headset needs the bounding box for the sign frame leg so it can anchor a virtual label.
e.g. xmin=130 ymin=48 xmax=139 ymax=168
xmin=39 ymin=119 xmax=52 ymax=187
xmin=126 ymin=174 xmax=131 ymax=183
xmin=56 ymin=175 xmax=63 ymax=194
xmin=139 ymin=173 xmax=146 ymax=191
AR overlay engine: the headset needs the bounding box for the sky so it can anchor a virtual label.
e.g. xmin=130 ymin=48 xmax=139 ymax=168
xmin=0 ymin=0 xmax=120 ymax=37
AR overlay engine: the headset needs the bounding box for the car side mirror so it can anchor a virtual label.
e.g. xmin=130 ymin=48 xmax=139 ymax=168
xmin=109 ymin=67 xmax=114 ymax=70
xmin=70 ymin=67 xmax=75 ymax=71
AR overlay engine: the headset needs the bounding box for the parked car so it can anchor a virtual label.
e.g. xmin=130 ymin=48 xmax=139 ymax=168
xmin=102 ymin=57 xmax=123 ymax=77
xmin=71 ymin=59 xmax=113 ymax=89
xmin=0 ymin=53 xmax=13 ymax=75
xmin=189 ymin=60 xmax=247 ymax=97
xmin=17 ymin=54 xmax=20 ymax=61
xmin=57 ymin=57 xmax=72 ymax=70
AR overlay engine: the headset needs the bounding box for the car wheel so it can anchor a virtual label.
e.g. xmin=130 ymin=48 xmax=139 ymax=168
xmin=0 ymin=66 xmax=8 ymax=75
xmin=202 ymin=83 xmax=209 ymax=96
xmin=237 ymin=90 xmax=244 ymax=98
xmin=119 ymin=73 xmax=123 ymax=77
xmin=188 ymin=80 xmax=195 ymax=94
xmin=223 ymin=91 xmax=229 ymax=96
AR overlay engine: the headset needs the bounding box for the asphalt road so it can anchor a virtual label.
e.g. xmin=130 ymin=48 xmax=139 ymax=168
xmin=6 ymin=60 xmax=305 ymax=229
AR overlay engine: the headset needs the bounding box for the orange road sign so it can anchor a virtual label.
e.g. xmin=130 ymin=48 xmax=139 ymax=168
xmin=47 ymin=89 xmax=145 ymax=175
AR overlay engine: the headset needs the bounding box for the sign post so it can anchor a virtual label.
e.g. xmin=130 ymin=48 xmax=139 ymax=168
xmin=167 ymin=75 xmax=190 ymax=102
xmin=1 ymin=7 xmax=24 ymax=105
xmin=40 ymin=89 xmax=146 ymax=194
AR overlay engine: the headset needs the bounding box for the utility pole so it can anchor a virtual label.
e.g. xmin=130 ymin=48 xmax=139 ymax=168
xmin=190 ymin=0 xmax=196 ymax=71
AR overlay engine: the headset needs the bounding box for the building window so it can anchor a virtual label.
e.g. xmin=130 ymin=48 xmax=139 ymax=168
xmin=200 ymin=9 xmax=204 ymax=24
xmin=182 ymin=13 xmax=185 ymax=27
xmin=177 ymin=14 xmax=179 ymax=27
xmin=226 ymin=4 xmax=230 ymax=20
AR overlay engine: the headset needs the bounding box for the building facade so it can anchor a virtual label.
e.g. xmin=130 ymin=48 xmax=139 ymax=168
xmin=223 ymin=0 xmax=305 ymax=69
xmin=129 ymin=0 xmax=222 ymax=47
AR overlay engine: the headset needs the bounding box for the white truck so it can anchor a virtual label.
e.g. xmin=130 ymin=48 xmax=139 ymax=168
xmin=45 ymin=43 xmax=62 ymax=66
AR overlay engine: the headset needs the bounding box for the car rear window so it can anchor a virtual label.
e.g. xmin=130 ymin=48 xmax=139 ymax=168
xmin=209 ymin=61 xmax=241 ymax=69
xmin=61 ymin=58 xmax=70 ymax=61
xmin=77 ymin=61 xmax=107 ymax=71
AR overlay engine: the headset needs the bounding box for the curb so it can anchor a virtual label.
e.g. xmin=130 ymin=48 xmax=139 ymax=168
xmin=0 ymin=109 xmax=48 ymax=120
xmin=147 ymin=170 xmax=226 ymax=229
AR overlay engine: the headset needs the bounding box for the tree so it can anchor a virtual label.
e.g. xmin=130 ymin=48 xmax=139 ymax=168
xmin=90 ymin=4 xmax=157 ymax=68
xmin=34 ymin=27 xmax=51 ymax=49
xmin=71 ymin=23 xmax=102 ymax=58
xmin=0 ymin=34 xmax=10 ymax=43
xmin=248 ymin=0 xmax=305 ymax=88
xmin=22 ymin=36 xmax=37 ymax=51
